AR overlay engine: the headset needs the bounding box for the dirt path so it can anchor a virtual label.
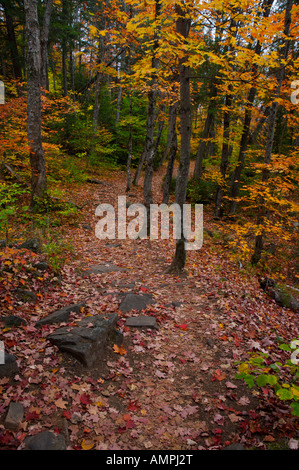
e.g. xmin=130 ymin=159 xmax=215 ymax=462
xmin=1 ymin=166 xmax=298 ymax=450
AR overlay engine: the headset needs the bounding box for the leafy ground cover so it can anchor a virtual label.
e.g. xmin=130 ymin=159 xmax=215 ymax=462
xmin=0 ymin=165 xmax=298 ymax=450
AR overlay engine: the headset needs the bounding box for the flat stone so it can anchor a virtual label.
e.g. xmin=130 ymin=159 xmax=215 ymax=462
xmin=125 ymin=315 xmax=158 ymax=330
xmin=47 ymin=313 xmax=121 ymax=367
xmin=0 ymin=352 xmax=19 ymax=378
xmin=119 ymin=293 xmax=155 ymax=313
xmin=36 ymin=302 xmax=86 ymax=326
xmin=24 ymin=430 xmax=66 ymax=450
xmin=4 ymin=402 xmax=24 ymax=430
xmin=84 ymin=263 xmax=126 ymax=275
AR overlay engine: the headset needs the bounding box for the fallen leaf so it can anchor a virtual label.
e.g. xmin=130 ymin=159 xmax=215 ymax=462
xmin=55 ymin=398 xmax=68 ymax=409
xmin=113 ymin=344 xmax=127 ymax=355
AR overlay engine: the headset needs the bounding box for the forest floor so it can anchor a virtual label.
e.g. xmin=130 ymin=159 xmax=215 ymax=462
xmin=0 ymin=163 xmax=298 ymax=451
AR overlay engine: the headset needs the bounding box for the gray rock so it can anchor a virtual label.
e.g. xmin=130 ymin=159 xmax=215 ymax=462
xmin=86 ymin=178 xmax=103 ymax=184
xmin=36 ymin=302 xmax=86 ymax=326
xmin=24 ymin=430 xmax=66 ymax=450
xmin=47 ymin=313 xmax=121 ymax=367
xmin=17 ymin=237 xmax=41 ymax=253
xmin=0 ymin=352 xmax=19 ymax=378
xmin=0 ymin=315 xmax=27 ymax=327
xmin=33 ymin=261 xmax=49 ymax=271
xmin=84 ymin=263 xmax=126 ymax=275
xmin=4 ymin=402 xmax=24 ymax=430
xmin=125 ymin=316 xmax=158 ymax=330
xmin=14 ymin=288 xmax=37 ymax=303
xmin=119 ymin=293 xmax=155 ymax=313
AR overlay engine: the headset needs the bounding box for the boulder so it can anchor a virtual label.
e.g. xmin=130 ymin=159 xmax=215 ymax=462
xmin=119 ymin=293 xmax=155 ymax=313
xmin=0 ymin=352 xmax=19 ymax=378
xmin=36 ymin=302 xmax=86 ymax=326
xmin=17 ymin=237 xmax=41 ymax=253
xmin=259 ymin=277 xmax=299 ymax=312
xmin=24 ymin=430 xmax=66 ymax=450
xmin=4 ymin=402 xmax=24 ymax=431
xmin=47 ymin=313 xmax=121 ymax=367
xmin=14 ymin=288 xmax=37 ymax=303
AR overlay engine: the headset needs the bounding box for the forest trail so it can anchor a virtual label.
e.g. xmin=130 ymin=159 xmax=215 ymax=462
xmin=1 ymin=166 xmax=298 ymax=450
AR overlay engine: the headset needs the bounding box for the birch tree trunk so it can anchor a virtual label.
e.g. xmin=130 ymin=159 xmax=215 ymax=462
xmin=24 ymin=0 xmax=47 ymax=207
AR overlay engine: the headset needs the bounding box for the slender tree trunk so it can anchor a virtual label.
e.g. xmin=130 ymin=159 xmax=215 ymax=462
xmin=194 ymin=103 xmax=215 ymax=180
xmin=133 ymin=147 xmax=146 ymax=186
xmin=166 ymin=4 xmax=191 ymax=273
xmin=251 ymin=0 xmax=293 ymax=265
xmin=40 ymin=0 xmax=53 ymax=91
xmin=162 ymin=101 xmax=178 ymax=204
xmin=2 ymin=1 xmax=23 ymax=91
xmin=143 ymin=0 xmax=161 ymax=232
xmin=230 ymin=0 xmax=274 ymax=214
xmin=126 ymin=49 xmax=133 ymax=192
xmin=24 ymin=0 xmax=47 ymax=207
xmin=214 ymin=84 xmax=232 ymax=218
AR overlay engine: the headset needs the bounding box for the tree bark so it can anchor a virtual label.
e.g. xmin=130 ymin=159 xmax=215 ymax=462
xmin=214 ymin=83 xmax=232 ymax=218
xmin=24 ymin=0 xmax=47 ymax=207
xmin=162 ymin=101 xmax=178 ymax=204
xmin=40 ymin=0 xmax=53 ymax=91
xmin=166 ymin=4 xmax=191 ymax=273
xmin=193 ymin=93 xmax=216 ymax=180
xmin=143 ymin=0 xmax=161 ymax=233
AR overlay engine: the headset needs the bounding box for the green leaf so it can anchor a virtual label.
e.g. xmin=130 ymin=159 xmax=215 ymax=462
xmin=276 ymin=388 xmax=293 ymax=400
xmin=291 ymin=402 xmax=299 ymax=417
xmin=256 ymin=374 xmax=269 ymax=387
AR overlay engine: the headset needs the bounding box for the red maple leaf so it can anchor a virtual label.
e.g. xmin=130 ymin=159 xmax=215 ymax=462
xmin=80 ymin=393 xmax=92 ymax=405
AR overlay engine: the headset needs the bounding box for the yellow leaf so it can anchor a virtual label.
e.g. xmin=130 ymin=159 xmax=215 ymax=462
xmin=81 ymin=439 xmax=95 ymax=450
xmin=238 ymin=363 xmax=249 ymax=374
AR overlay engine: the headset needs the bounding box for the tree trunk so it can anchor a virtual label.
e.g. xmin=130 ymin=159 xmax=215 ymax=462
xmin=193 ymin=100 xmax=215 ymax=180
xmin=214 ymin=84 xmax=232 ymax=218
xmin=251 ymin=0 xmax=293 ymax=265
xmin=230 ymin=0 xmax=274 ymax=215
xmin=2 ymin=1 xmax=23 ymax=91
xmin=40 ymin=0 xmax=53 ymax=91
xmin=162 ymin=101 xmax=178 ymax=204
xmin=24 ymin=0 xmax=47 ymax=208
xmin=166 ymin=4 xmax=191 ymax=273
xmin=143 ymin=0 xmax=161 ymax=232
